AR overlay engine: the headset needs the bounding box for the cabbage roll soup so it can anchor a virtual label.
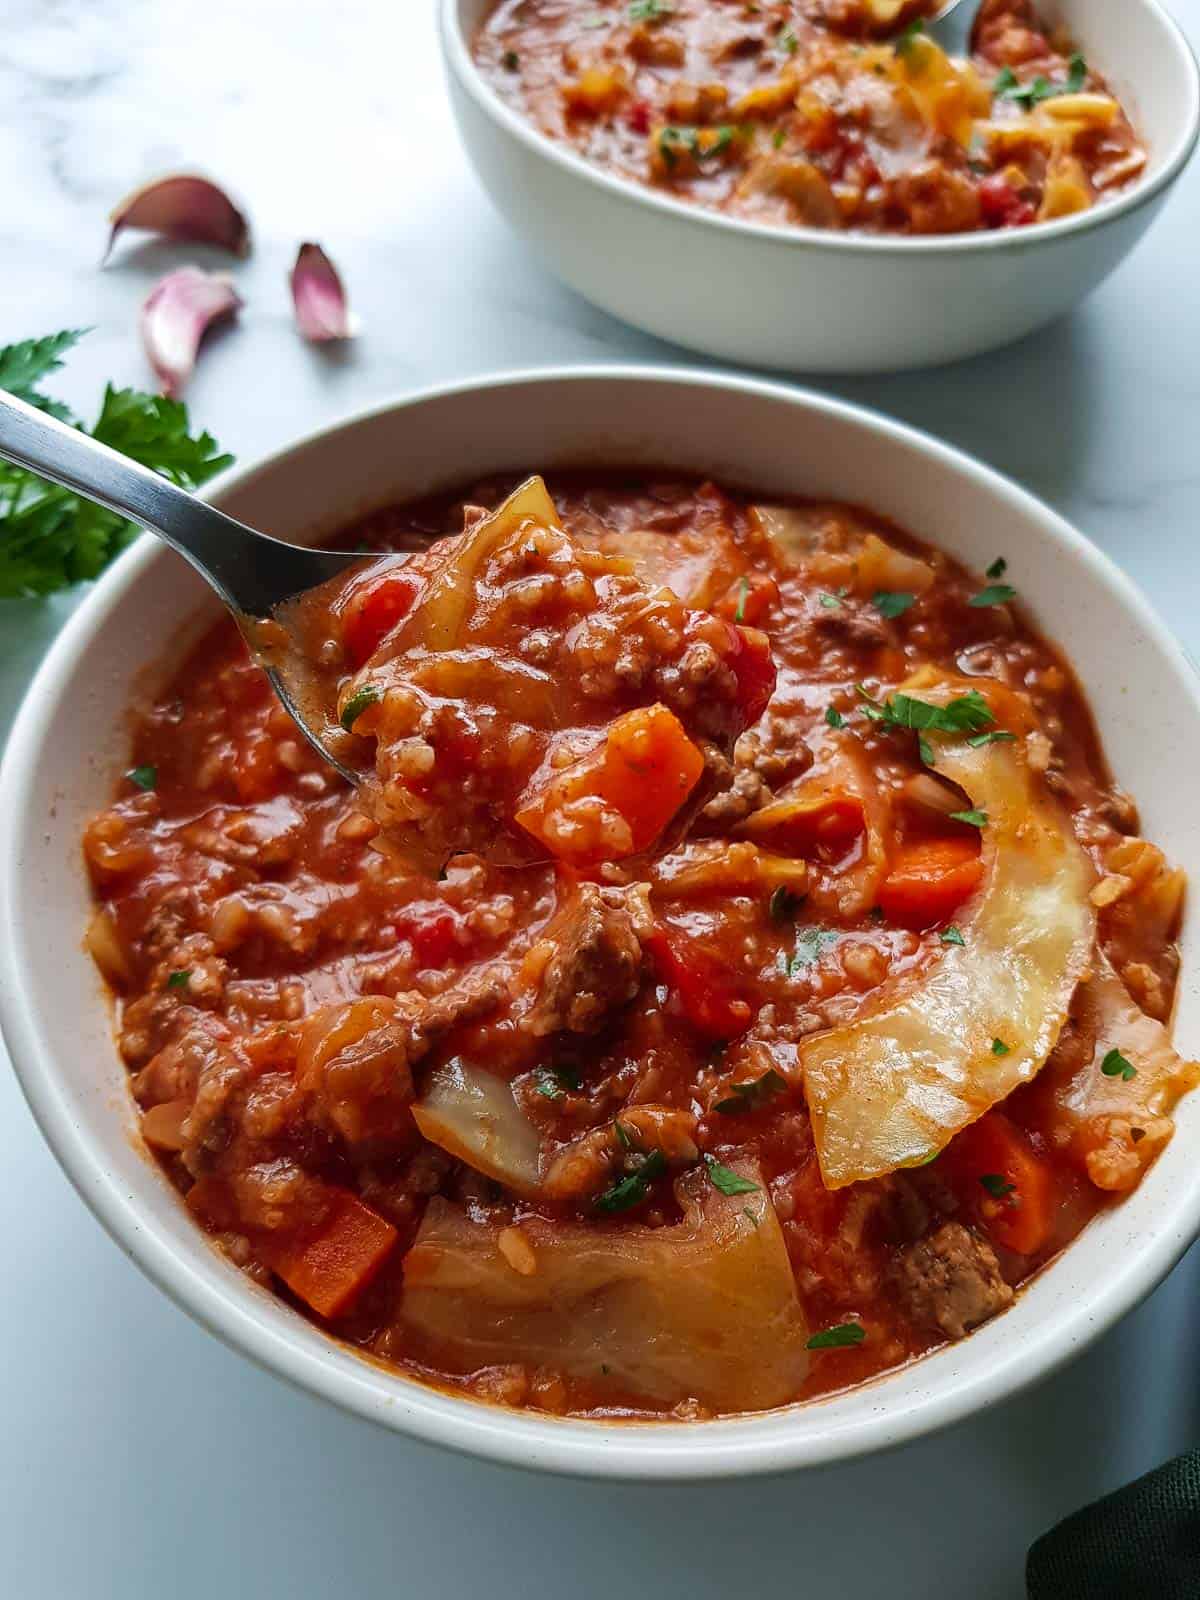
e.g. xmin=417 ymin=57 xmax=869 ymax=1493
xmin=473 ymin=0 xmax=1146 ymax=234
xmin=85 ymin=472 xmax=1196 ymax=1420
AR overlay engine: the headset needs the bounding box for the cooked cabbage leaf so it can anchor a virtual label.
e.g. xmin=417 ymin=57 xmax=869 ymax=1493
xmin=1049 ymin=957 xmax=1200 ymax=1192
xmin=401 ymin=1163 xmax=809 ymax=1410
xmin=412 ymin=1058 xmax=543 ymax=1197
xmin=801 ymin=725 xmax=1095 ymax=1187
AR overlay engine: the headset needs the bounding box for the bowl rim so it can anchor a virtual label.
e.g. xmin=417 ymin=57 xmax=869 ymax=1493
xmin=440 ymin=0 xmax=1200 ymax=258
xmin=4 ymin=363 xmax=1200 ymax=1481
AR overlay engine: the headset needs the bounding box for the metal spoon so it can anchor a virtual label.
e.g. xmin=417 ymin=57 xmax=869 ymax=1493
xmin=921 ymin=0 xmax=975 ymax=54
xmin=0 ymin=387 xmax=366 ymax=783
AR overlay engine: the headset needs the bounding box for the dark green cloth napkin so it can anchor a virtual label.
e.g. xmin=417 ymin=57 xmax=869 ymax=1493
xmin=1027 ymin=1449 xmax=1200 ymax=1598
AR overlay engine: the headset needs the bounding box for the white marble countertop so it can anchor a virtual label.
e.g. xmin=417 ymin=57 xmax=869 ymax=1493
xmin=3 ymin=3 xmax=1200 ymax=1596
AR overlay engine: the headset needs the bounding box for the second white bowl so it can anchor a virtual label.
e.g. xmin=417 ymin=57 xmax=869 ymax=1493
xmin=442 ymin=0 xmax=1199 ymax=373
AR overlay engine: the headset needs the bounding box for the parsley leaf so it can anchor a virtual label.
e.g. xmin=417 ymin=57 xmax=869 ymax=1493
xmin=340 ymin=685 xmax=379 ymax=731
xmin=535 ymin=1066 xmax=581 ymax=1100
xmin=630 ymin=0 xmax=673 ymax=17
xmin=595 ymin=1148 xmax=667 ymax=1213
xmin=980 ymin=1173 xmax=1016 ymax=1200
xmin=967 ymin=730 xmax=1017 ymax=748
xmin=873 ymin=590 xmax=916 ymax=620
xmin=893 ymin=18 xmax=926 ymax=57
xmin=126 ymin=764 xmax=157 ymax=791
xmin=0 ymin=333 xmax=232 ymax=598
xmin=859 ymin=688 xmax=995 ymax=737
xmin=825 ymin=706 xmax=845 ymax=729
xmin=991 ymin=1038 xmax=1011 ymax=1057
xmin=969 ymin=584 xmax=1017 ymax=608
xmin=1101 ymin=1047 xmax=1137 ymax=1081
xmin=734 ymin=577 xmax=749 ymax=622
xmin=777 ymin=24 xmax=798 ymax=54
xmin=715 ymin=1068 xmax=787 ymax=1115
xmin=0 ymin=329 xmax=88 ymax=419
xmin=986 ymin=557 xmax=1008 ymax=580
xmin=769 ymin=885 xmax=803 ymax=922
xmin=166 ymin=969 xmax=192 ymax=990
xmin=807 ymin=1322 xmax=866 ymax=1350
xmin=940 ymin=926 xmax=966 ymax=947
xmin=704 ymin=1156 xmax=759 ymax=1196
xmin=995 ymin=54 xmax=1086 ymax=109
xmin=819 ymin=589 xmax=846 ymax=610
xmin=950 ymin=809 xmax=988 ymax=828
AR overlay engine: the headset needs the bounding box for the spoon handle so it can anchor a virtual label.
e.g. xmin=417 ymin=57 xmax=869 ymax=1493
xmin=0 ymin=387 xmax=348 ymax=612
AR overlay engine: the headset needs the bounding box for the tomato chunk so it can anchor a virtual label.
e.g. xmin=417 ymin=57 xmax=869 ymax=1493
xmin=515 ymin=704 xmax=705 ymax=865
xmin=719 ymin=620 xmax=776 ymax=724
xmin=646 ymin=922 xmax=753 ymax=1041
xmin=340 ymin=569 xmax=422 ymax=668
xmin=716 ymin=574 xmax=780 ymax=629
xmin=270 ymin=1188 xmax=398 ymax=1319
xmin=942 ymin=1111 xmax=1055 ymax=1256
xmin=978 ymin=174 xmax=1037 ymax=230
xmin=878 ymin=837 xmax=983 ymax=927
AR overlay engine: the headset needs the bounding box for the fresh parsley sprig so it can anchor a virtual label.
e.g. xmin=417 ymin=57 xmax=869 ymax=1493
xmin=0 ymin=329 xmax=232 ymax=597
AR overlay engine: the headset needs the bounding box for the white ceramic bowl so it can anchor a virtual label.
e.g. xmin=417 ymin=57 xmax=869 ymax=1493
xmin=441 ymin=0 xmax=1199 ymax=373
xmin=3 ymin=368 xmax=1200 ymax=1478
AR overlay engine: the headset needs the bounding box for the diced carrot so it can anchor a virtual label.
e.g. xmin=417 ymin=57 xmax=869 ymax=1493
xmin=877 ymin=837 xmax=983 ymax=927
xmin=340 ymin=570 xmax=421 ymax=668
xmin=944 ymin=1110 xmax=1055 ymax=1256
xmin=515 ymin=704 xmax=704 ymax=865
xmin=645 ymin=922 xmax=753 ymax=1041
xmin=270 ymin=1189 xmax=397 ymax=1320
xmin=716 ymin=573 xmax=780 ymax=629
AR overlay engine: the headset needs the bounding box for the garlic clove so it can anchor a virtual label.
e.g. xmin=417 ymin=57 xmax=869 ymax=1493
xmin=289 ymin=242 xmax=358 ymax=341
xmin=140 ymin=267 xmax=242 ymax=398
xmin=107 ymin=173 xmax=250 ymax=261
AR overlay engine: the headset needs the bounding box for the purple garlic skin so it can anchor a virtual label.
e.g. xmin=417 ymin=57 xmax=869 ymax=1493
xmin=141 ymin=267 xmax=243 ymax=398
xmin=107 ymin=173 xmax=250 ymax=261
xmin=290 ymin=242 xmax=357 ymax=342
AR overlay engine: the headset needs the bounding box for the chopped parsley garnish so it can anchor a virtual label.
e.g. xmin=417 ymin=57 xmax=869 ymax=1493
xmin=969 ymin=584 xmax=1017 ymax=608
xmin=502 ymin=49 xmax=519 ymax=70
xmin=940 ymin=926 xmax=966 ymax=947
xmin=340 ymin=685 xmax=379 ymax=731
xmin=777 ymin=24 xmax=798 ymax=54
xmin=918 ymin=735 xmax=934 ymax=768
xmin=772 ymin=127 xmax=786 ymax=149
xmin=858 ymin=687 xmax=995 ymax=738
xmin=825 ymin=705 xmax=845 ymax=729
xmin=166 ymin=969 xmax=191 ymax=990
xmin=535 ymin=1066 xmax=581 ymax=1100
xmin=819 ymin=587 xmax=848 ymax=610
xmin=1101 ymin=1047 xmax=1138 ymax=1081
xmin=742 ymin=1204 xmax=760 ymax=1227
xmin=715 ymin=1068 xmax=787 ymax=1115
xmin=789 ymin=926 xmax=839 ymax=973
xmin=769 ymin=884 xmax=803 ymax=922
xmin=734 ymin=577 xmax=749 ymax=622
xmin=658 ymin=123 xmax=735 ymax=168
xmin=807 ymin=1322 xmax=866 ymax=1350
xmin=991 ymin=1038 xmax=1011 ymax=1057
xmin=986 ymin=557 xmax=1008 ymax=580
xmin=967 ymin=730 xmax=1017 ymax=747
xmin=951 ymin=809 xmax=988 ymax=828
xmin=629 ymin=0 xmax=672 ymax=17
xmin=994 ymin=54 xmax=1086 ymax=109
xmin=126 ymin=764 xmax=157 ymax=791
xmin=704 ymin=1156 xmax=760 ymax=1197
xmin=873 ymin=590 xmax=916 ymax=620
xmin=613 ymin=1117 xmax=635 ymax=1150
xmin=893 ymin=18 xmax=926 ymax=57
xmin=595 ymin=1148 xmax=666 ymax=1213
xmin=980 ymin=1173 xmax=1016 ymax=1200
